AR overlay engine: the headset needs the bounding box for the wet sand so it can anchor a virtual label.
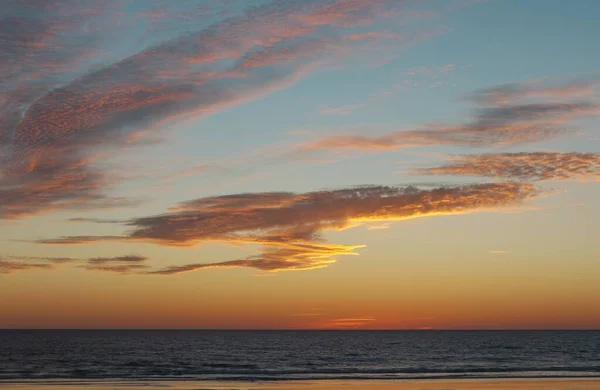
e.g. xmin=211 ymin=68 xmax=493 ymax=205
xmin=1 ymin=379 xmax=600 ymax=390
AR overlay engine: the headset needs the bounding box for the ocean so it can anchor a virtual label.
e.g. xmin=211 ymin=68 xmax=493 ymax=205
xmin=1 ymin=330 xmax=599 ymax=382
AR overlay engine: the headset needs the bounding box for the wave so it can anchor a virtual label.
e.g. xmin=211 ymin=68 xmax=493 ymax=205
xmin=2 ymin=330 xmax=599 ymax=382
xmin=1 ymin=366 xmax=600 ymax=381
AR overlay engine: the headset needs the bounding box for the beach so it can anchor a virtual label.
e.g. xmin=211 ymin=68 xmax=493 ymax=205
xmin=2 ymin=379 xmax=600 ymax=390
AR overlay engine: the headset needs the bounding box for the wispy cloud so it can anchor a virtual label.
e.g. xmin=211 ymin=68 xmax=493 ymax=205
xmin=87 ymin=255 xmax=147 ymax=265
xmin=471 ymin=80 xmax=600 ymax=105
xmin=0 ymin=260 xmax=53 ymax=274
xmin=0 ymin=253 xmax=148 ymax=275
xmin=83 ymin=264 xmax=149 ymax=274
xmin=0 ymin=255 xmax=76 ymax=274
xmin=297 ymin=80 xmax=599 ymax=156
xmin=314 ymin=316 xmax=377 ymax=329
xmin=83 ymin=254 xmax=150 ymax=274
xmin=1 ymin=0 xmax=426 ymax=219
xmin=36 ymin=183 xmax=539 ymax=273
xmin=0 ymin=1 xmax=143 ymax=218
xmin=66 ymin=218 xmax=124 ymax=224
xmin=411 ymin=152 xmax=600 ymax=181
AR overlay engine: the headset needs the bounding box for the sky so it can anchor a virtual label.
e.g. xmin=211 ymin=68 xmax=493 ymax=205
xmin=1 ymin=0 xmax=599 ymax=330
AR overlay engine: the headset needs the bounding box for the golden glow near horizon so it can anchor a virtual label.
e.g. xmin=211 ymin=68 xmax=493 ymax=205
xmin=1 ymin=0 xmax=600 ymax=329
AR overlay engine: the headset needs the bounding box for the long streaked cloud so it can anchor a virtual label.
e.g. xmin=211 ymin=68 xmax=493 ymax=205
xmin=160 ymin=79 xmax=600 ymax=182
xmin=0 ymin=255 xmax=75 ymax=274
xmin=0 ymin=260 xmax=53 ymax=274
xmin=1 ymin=0 xmax=427 ymax=219
xmin=37 ymin=182 xmax=539 ymax=273
xmin=318 ymin=317 xmax=377 ymax=329
xmin=83 ymin=264 xmax=149 ymax=274
xmin=297 ymin=80 xmax=600 ymax=156
xmin=83 ymin=254 xmax=149 ymax=274
xmin=411 ymin=152 xmax=600 ymax=181
xmin=87 ymin=255 xmax=147 ymax=265
xmin=0 ymin=254 xmax=148 ymax=275
xmin=471 ymin=80 xmax=600 ymax=105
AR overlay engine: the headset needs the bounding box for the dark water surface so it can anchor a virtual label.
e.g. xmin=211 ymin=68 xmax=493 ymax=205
xmin=1 ymin=331 xmax=599 ymax=381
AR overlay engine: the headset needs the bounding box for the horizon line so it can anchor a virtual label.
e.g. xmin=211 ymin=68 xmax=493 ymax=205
xmin=2 ymin=328 xmax=600 ymax=331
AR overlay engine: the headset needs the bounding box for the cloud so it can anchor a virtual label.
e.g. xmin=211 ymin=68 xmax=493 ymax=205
xmin=82 ymin=254 xmax=148 ymax=275
xmin=67 ymin=218 xmax=124 ymax=224
xmin=411 ymin=152 xmax=600 ymax=181
xmin=33 ymin=236 xmax=124 ymax=245
xmin=0 ymin=0 xmax=112 ymax=88
xmin=36 ymin=182 xmax=539 ymax=273
xmin=0 ymin=1 xmax=141 ymax=218
xmin=83 ymin=264 xmax=149 ymax=274
xmin=0 ymin=255 xmax=76 ymax=274
xmin=4 ymin=255 xmax=77 ymax=264
xmin=0 ymin=154 xmax=140 ymax=219
xmin=297 ymin=81 xmax=599 ymax=156
xmin=0 ymin=260 xmax=52 ymax=274
xmin=471 ymin=80 xmax=600 ymax=105
xmin=0 ymin=253 xmax=148 ymax=275
xmin=87 ymin=255 xmax=147 ymax=265
xmin=318 ymin=317 xmax=377 ymax=329
xmin=1 ymin=0 xmax=426 ymax=219
xmin=147 ymin=244 xmax=357 ymax=275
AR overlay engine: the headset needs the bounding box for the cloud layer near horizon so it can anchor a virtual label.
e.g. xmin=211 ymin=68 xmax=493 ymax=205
xmin=1 ymin=0 xmax=418 ymax=219
xmin=0 ymin=254 xmax=148 ymax=274
xmin=0 ymin=254 xmax=77 ymax=274
xmin=35 ymin=183 xmax=539 ymax=273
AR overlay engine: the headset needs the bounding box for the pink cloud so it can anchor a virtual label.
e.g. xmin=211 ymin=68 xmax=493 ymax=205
xmin=1 ymin=0 xmax=431 ymax=219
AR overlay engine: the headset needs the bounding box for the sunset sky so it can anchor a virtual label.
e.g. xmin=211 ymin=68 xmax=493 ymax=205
xmin=1 ymin=0 xmax=599 ymax=330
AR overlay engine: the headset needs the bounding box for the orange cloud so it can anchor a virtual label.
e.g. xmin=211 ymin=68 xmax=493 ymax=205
xmin=318 ymin=317 xmax=377 ymax=329
xmin=411 ymin=152 xmax=600 ymax=181
xmin=37 ymin=183 xmax=539 ymax=273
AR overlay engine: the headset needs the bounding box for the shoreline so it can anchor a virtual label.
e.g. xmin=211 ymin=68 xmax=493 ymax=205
xmin=2 ymin=373 xmax=600 ymax=381
xmin=1 ymin=378 xmax=600 ymax=390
